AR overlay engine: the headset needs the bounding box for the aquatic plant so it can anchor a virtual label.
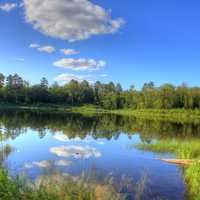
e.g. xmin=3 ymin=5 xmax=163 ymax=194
xmin=0 ymin=166 xmax=154 ymax=200
xmin=0 ymin=144 xmax=13 ymax=165
xmin=0 ymin=168 xmax=94 ymax=200
xmin=184 ymin=162 xmax=200 ymax=200
xmin=136 ymin=139 xmax=200 ymax=200
xmin=136 ymin=139 xmax=200 ymax=159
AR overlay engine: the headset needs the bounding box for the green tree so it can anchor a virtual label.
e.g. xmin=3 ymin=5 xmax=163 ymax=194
xmin=40 ymin=77 xmax=48 ymax=89
xmin=158 ymin=84 xmax=176 ymax=109
xmin=0 ymin=73 xmax=5 ymax=88
xmin=142 ymin=82 xmax=157 ymax=108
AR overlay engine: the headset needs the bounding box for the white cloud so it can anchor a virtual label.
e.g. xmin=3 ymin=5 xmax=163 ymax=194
xmin=100 ymin=74 xmax=108 ymax=77
xmin=38 ymin=45 xmax=56 ymax=53
xmin=29 ymin=43 xmax=56 ymax=53
xmin=53 ymin=58 xmax=106 ymax=71
xmin=0 ymin=3 xmax=17 ymax=12
xmin=54 ymin=73 xmax=110 ymax=84
xmin=23 ymin=0 xmax=124 ymax=42
xmin=55 ymin=73 xmax=93 ymax=84
xmin=50 ymin=145 xmax=101 ymax=159
xmin=29 ymin=43 xmax=40 ymax=48
xmin=60 ymin=49 xmax=79 ymax=55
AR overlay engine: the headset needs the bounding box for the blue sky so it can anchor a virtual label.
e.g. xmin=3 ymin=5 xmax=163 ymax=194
xmin=0 ymin=0 xmax=200 ymax=89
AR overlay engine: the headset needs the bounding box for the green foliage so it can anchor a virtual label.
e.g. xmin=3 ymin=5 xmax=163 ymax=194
xmin=0 ymin=168 xmax=95 ymax=200
xmin=0 ymin=166 xmax=151 ymax=200
xmin=136 ymin=139 xmax=200 ymax=159
xmin=111 ymin=109 xmax=200 ymax=123
xmin=136 ymin=139 xmax=200 ymax=200
xmin=185 ymin=162 xmax=200 ymax=200
xmin=1 ymin=73 xmax=200 ymax=110
xmin=0 ymin=169 xmax=18 ymax=200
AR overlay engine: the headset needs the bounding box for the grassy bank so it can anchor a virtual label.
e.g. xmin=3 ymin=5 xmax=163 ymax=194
xmin=0 ymin=103 xmax=108 ymax=114
xmin=136 ymin=139 xmax=200 ymax=159
xmin=0 ymin=103 xmax=72 ymax=113
xmin=1 ymin=104 xmax=200 ymax=122
xmin=136 ymin=139 xmax=200 ymax=200
xmin=110 ymin=109 xmax=200 ymax=123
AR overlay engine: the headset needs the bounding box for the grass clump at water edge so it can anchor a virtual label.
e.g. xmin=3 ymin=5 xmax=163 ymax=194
xmin=136 ymin=139 xmax=200 ymax=200
xmin=136 ymin=139 xmax=200 ymax=159
xmin=0 ymin=169 xmax=96 ymax=200
xmin=0 ymin=168 xmax=151 ymax=200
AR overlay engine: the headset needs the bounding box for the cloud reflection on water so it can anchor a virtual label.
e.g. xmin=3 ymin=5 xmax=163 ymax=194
xmin=55 ymin=160 xmax=72 ymax=167
xmin=53 ymin=132 xmax=105 ymax=145
xmin=24 ymin=159 xmax=72 ymax=169
xmin=50 ymin=145 xmax=102 ymax=159
xmin=24 ymin=160 xmax=52 ymax=169
xmin=23 ymin=144 xmax=101 ymax=170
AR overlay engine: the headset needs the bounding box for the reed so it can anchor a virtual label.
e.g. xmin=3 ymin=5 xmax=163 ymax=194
xmin=136 ymin=139 xmax=200 ymax=200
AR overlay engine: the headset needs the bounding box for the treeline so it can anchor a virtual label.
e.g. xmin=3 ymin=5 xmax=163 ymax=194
xmin=0 ymin=73 xmax=200 ymax=109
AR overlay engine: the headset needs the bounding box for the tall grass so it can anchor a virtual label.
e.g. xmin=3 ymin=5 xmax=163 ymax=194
xmin=136 ymin=139 xmax=200 ymax=200
xmin=0 ymin=169 xmax=96 ymax=200
xmin=184 ymin=162 xmax=200 ymax=200
xmin=111 ymin=108 xmax=200 ymax=123
xmin=0 ymin=167 xmax=154 ymax=200
xmin=136 ymin=139 xmax=200 ymax=159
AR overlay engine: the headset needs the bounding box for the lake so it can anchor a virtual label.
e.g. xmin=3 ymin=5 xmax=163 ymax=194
xmin=1 ymin=110 xmax=197 ymax=200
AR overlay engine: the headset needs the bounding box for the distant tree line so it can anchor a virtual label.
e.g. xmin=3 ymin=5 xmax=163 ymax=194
xmin=1 ymin=73 xmax=200 ymax=109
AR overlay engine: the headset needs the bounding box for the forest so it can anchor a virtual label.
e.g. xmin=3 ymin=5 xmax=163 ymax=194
xmin=1 ymin=73 xmax=200 ymax=110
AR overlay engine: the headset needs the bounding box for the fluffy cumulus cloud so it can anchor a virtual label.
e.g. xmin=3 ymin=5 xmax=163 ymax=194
xmin=50 ymin=145 xmax=102 ymax=159
xmin=37 ymin=46 xmax=56 ymax=53
xmin=0 ymin=3 xmax=17 ymax=12
xmin=22 ymin=0 xmax=124 ymax=42
xmin=53 ymin=58 xmax=106 ymax=71
xmin=55 ymin=73 xmax=93 ymax=84
xmin=29 ymin=43 xmax=56 ymax=53
xmin=60 ymin=49 xmax=79 ymax=55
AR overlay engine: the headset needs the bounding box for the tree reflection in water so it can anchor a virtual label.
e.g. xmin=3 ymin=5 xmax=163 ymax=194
xmin=0 ymin=109 xmax=200 ymax=142
xmin=0 ymin=110 xmax=190 ymax=200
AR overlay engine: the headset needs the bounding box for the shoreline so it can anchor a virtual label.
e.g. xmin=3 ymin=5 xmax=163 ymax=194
xmin=1 ymin=104 xmax=200 ymax=122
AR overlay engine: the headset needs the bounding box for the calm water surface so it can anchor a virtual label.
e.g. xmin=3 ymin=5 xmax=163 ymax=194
xmin=0 ymin=110 xmax=196 ymax=200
